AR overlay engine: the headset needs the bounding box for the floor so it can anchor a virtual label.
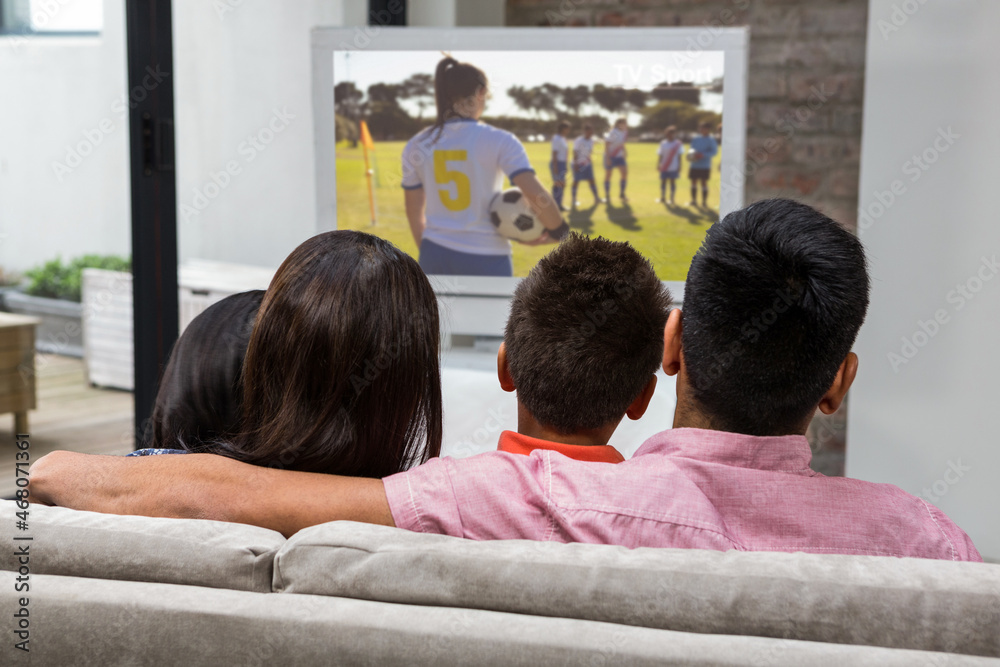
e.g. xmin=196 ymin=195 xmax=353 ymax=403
xmin=0 ymin=354 xmax=133 ymax=498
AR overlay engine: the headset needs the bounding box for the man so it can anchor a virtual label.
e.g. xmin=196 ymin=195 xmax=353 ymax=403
xmin=30 ymin=200 xmax=981 ymax=561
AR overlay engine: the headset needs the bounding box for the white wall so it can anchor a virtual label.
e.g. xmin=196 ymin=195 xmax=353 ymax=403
xmin=0 ymin=0 xmax=129 ymax=274
xmin=172 ymin=0 xmax=347 ymax=268
xmin=847 ymin=0 xmax=1000 ymax=560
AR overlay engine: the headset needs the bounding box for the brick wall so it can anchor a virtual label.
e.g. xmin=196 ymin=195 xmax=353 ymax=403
xmin=506 ymin=0 xmax=870 ymax=474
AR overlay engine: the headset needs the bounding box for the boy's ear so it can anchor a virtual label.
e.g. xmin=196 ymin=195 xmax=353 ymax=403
xmin=818 ymin=352 xmax=859 ymax=415
xmin=662 ymin=309 xmax=683 ymax=376
xmin=497 ymin=343 xmax=516 ymax=393
xmin=626 ymin=376 xmax=657 ymax=421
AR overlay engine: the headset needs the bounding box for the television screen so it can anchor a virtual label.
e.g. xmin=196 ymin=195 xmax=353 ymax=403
xmin=314 ymin=28 xmax=747 ymax=285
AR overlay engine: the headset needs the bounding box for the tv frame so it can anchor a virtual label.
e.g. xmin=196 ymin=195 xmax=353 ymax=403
xmin=311 ymin=26 xmax=749 ymax=302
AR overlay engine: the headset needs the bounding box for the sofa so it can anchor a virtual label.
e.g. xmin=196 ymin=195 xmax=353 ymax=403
xmin=2 ymin=500 xmax=998 ymax=666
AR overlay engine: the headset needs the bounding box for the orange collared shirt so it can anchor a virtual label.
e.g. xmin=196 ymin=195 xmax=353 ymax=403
xmin=496 ymin=430 xmax=624 ymax=464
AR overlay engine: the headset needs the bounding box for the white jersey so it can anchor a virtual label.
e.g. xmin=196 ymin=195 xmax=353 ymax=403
xmin=657 ymin=139 xmax=683 ymax=172
xmin=604 ymin=127 xmax=628 ymax=159
xmin=401 ymin=119 xmax=533 ymax=255
xmin=551 ymin=134 xmax=569 ymax=162
xmin=573 ymin=136 xmax=595 ymax=166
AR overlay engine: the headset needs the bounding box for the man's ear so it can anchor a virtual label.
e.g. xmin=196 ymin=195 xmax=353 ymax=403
xmin=818 ymin=352 xmax=859 ymax=415
xmin=626 ymin=375 xmax=657 ymax=421
xmin=662 ymin=308 xmax=683 ymax=377
xmin=497 ymin=343 xmax=516 ymax=393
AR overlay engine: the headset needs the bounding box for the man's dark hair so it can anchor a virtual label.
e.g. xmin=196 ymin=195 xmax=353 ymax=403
xmin=682 ymin=198 xmax=870 ymax=435
xmin=505 ymin=234 xmax=671 ymax=434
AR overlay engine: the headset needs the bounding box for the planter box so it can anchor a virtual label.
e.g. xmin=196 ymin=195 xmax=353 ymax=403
xmin=82 ymin=269 xmax=134 ymax=391
xmin=1 ymin=290 xmax=84 ymax=358
xmin=80 ymin=262 xmax=274 ymax=391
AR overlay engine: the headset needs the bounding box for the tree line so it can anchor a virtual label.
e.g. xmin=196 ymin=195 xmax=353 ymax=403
xmin=334 ymin=75 xmax=722 ymax=143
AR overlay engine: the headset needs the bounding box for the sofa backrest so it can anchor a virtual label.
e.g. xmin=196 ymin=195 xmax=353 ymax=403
xmin=0 ymin=501 xmax=284 ymax=592
xmin=273 ymin=521 xmax=1000 ymax=658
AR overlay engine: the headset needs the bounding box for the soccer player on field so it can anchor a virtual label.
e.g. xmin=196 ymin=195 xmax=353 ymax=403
xmin=688 ymin=120 xmax=719 ymax=208
xmin=656 ymin=125 xmax=683 ymax=205
xmin=603 ymin=117 xmax=629 ymax=204
xmin=571 ymin=123 xmax=601 ymax=208
xmin=550 ymin=121 xmax=571 ymax=211
xmin=400 ymin=57 xmax=570 ymax=276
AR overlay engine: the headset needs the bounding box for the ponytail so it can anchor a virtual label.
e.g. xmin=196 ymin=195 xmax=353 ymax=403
xmin=429 ymin=56 xmax=487 ymax=142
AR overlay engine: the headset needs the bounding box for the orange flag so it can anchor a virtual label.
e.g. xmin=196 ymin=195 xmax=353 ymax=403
xmin=359 ymin=121 xmax=376 ymax=225
xmin=360 ymin=120 xmax=375 ymax=150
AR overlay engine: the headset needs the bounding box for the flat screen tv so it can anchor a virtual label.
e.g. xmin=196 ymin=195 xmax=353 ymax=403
xmin=312 ymin=27 xmax=747 ymax=297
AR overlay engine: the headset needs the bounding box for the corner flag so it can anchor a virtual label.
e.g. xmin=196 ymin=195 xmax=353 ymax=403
xmin=359 ymin=120 xmax=377 ymax=226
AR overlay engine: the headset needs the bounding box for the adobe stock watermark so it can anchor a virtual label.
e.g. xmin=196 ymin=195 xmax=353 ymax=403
xmin=51 ymin=65 xmax=170 ymax=182
xmin=887 ymin=254 xmax=998 ymax=373
xmin=919 ymin=459 xmax=971 ymax=504
xmin=876 ymin=0 xmax=929 ymax=40
xmin=180 ymin=107 xmax=295 ymax=223
xmin=859 ymin=126 xmax=959 ymax=235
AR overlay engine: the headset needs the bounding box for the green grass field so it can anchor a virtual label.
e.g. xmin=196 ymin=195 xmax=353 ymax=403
xmin=335 ymin=141 xmax=719 ymax=281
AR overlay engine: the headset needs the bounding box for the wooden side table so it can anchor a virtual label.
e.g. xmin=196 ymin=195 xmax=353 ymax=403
xmin=0 ymin=313 xmax=40 ymax=434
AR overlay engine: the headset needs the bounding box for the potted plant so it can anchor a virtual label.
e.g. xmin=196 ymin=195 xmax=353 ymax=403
xmin=2 ymin=255 xmax=131 ymax=359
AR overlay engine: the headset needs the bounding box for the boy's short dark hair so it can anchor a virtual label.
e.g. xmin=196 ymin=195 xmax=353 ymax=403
xmin=505 ymin=234 xmax=671 ymax=434
xmin=557 ymin=121 xmax=571 ymax=132
xmin=682 ymin=198 xmax=870 ymax=435
xmin=582 ymin=123 xmax=593 ymax=132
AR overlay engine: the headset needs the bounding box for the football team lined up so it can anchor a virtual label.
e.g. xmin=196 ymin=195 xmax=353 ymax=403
xmin=550 ymin=118 xmax=719 ymax=210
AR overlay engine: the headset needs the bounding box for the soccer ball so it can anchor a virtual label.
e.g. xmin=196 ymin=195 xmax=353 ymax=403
xmin=488 ymin=188 xmax=543 ymax=243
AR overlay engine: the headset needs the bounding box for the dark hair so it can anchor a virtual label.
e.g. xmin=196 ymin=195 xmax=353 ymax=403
xmin=682 ymin=198 xmax=870 ymax=435
xmin=151 ymin=291 xmax=264 ymax=451
xmin=222 ymin=231 xmax=442 ymax=477
xmin=430 ymin=56 xmax=487 ymax=141
xmin=504 ymin=233 xmax=671 ymax=434
xmin=557 ymin=121 xmax=571 ymax=133
xmin=582 ymin=123 xmax=593 ymax=132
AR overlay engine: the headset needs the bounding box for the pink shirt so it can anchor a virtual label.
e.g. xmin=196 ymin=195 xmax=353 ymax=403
xmin=383 ymin=428 xmax=982 ymax=561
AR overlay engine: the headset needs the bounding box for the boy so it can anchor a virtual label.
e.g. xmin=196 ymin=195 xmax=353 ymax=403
xmin=603 ymin=118 xmax=629 ymax=204
xmin=656 ymin=125 xmax=682 ymax=205
xmin=688 ymin=121 xmax=718 ymax=207
xmin=550 ymin=121 xmax=571 ymax=211
xmin=571 ymin=124 xmax=602 ymax=207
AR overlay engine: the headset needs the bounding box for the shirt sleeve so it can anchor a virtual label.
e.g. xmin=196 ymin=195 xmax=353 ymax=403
xmin=382 ymin=452 xmax=555 ymax=541
xmin=922 ymin=501 xmax=984 ymax=562
xmin=498 ymin=131 xmax=534 ymax=180
xmin=703 ymin=137 xmax=719 ymax=158
xmin=400 ymin=139 xmax=423 ymax=190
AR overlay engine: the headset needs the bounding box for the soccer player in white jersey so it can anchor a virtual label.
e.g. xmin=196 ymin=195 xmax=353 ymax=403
xmin=656 ymin=125 xmax=683 ymax=205
xmin=571 ymin=123 xmax=601 ymax=208
xmin=401 ymin=57 xmax=570 ymax=276
xmin=550 ymin=121 xmax=571 ymax=211
xmin=603 ymin=118 xmax=629 ymax=204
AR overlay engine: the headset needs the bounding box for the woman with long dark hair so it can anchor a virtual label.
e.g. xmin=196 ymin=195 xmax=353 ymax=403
xmin=401 ymin=56 xmax=571 ymax=276
xmin=138 ymin=231 xmax=442 ymax=479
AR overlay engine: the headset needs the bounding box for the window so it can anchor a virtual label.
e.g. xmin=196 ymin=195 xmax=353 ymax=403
xmin=0 ymin=0 xmax=102 ymax=34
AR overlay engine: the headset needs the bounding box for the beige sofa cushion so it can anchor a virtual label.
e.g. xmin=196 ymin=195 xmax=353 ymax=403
xmin=0 ymin=501 xmax=283 ymax=592
xmin=273 ymin=522 xmax=1000 ymax=657
xmin=8 ymin=573 xmax=998 ymax=667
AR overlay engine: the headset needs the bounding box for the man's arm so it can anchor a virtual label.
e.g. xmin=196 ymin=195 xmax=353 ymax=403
xmin=28 ymin=451 xmax=394 ymax=538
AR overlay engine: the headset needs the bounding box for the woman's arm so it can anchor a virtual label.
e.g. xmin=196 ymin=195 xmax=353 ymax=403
xmin=28 ymin=450 xmax=394 ymax=537
xmin=511 ymin=171 xmax=564 ymax=233
xmin=404 ymin=188 xmax=427 ymax=247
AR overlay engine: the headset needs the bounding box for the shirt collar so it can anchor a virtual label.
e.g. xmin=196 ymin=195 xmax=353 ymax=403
xmin=498 ymin=431 xmax=625 ymax=464
xmin=634 ymin=427 xmax=813 ymax=473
